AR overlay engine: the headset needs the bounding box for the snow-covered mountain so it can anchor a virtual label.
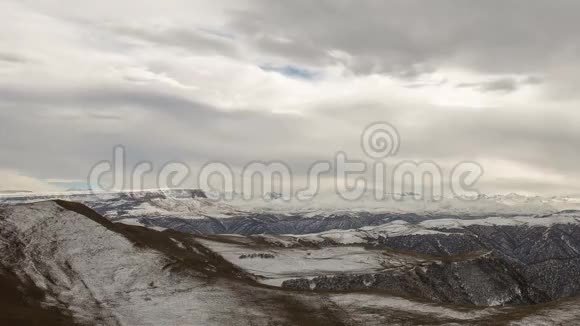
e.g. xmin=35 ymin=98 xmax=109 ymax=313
xmin=229 ymin=191 xmax=579 ymax=216
xmin=0 ymin=201 xmax=352 ymax=325
xmin=3 ymin=188 xmax=580 ymax=218
xmin=3 ymin=200 xmax=580 ymax=325
xmin=4 ymin=189 xmax=580 ymax=241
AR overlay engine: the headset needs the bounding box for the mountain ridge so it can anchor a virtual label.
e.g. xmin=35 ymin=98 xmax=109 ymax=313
xmin=4 ymin=200 xmax=580 ymax=324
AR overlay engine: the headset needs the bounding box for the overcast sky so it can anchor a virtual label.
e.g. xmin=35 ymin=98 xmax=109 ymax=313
xmin=1 ymin=0 xmax=580 ymax=195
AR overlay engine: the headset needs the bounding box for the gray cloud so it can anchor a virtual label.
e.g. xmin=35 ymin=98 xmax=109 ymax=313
xmin=0 ymin=0 xmax=579 ymax=195
xmin=456 ymin=76 xmax=542 ymax=93
xmin=229 ymin=0 xmax=580 ymax=78
xmin=1 ymin=80 xmax=580 ymax=194
xmin=105 ymin=24 xmax=238 ymax=57
xmin=0 ymin=52 xmax=28 ymax=64
xmin=0 ymin=84 xmax=321 ymax=180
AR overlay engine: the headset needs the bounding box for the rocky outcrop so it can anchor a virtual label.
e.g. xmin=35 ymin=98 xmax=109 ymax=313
xmin=282 ymin=253 xmax=549 ymax=306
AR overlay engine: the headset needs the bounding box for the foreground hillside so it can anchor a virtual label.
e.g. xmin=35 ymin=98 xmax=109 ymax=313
xmin=2 ymin=200 xmax=580 ymax=325
xmin=0 ymin=201 xmax=347 ymax=325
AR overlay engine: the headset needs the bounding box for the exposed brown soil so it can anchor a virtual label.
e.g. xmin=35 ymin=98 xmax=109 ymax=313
xmin=0 ymin=268 xmax=79 ymax=325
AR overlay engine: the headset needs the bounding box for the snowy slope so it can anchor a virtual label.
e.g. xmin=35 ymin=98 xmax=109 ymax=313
xmin=0 ymin=202 xmax=250 ymax=325
xmin=3 ymin=201 xmax=580 ymax=324
xmin=0 ymin=201 xmax=349 ymax=325
xmin=198 ymin=236 xmax=431 ymax=287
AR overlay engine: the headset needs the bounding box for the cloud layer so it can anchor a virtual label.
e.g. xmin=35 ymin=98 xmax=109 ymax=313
xmin=1 ymin=0 xmax=580 ymax=195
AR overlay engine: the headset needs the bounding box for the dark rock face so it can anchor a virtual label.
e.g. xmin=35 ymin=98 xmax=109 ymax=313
xmin=367 ymin=224 xmax=580 ymax=303
xmin=282 ymin=254 xmax=550 ymax=306
xmin=279 ymin=222 xmax=580 ymax=306
xmin=239 ymin=253 xmax=276 ymax=259
xmin=376 ymin=233 xmax=485 ymax=256
xmin=135 ymin=213 xmax=420 ymax=235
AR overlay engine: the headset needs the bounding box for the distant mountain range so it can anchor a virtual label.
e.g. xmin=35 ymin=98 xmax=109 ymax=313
xmin=3 ymin=189 xmax=580 ymax=324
